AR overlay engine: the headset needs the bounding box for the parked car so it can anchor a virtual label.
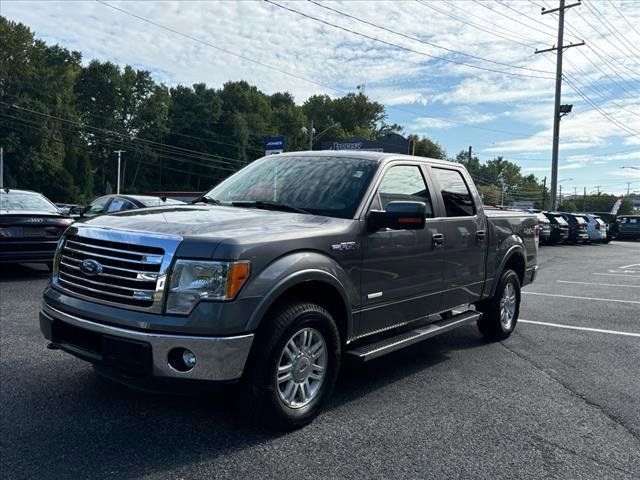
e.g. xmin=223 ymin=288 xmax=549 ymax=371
xmin=542 ymin=211 xmax=569 ymax=244
xmin=533 ymin=212 xmax=551 ymax=245
xmin=77 ymin=194 xmax=186 ymax=218
xmin=617 ymin=215 xmax=640 ymax=240
xmin=559 ymin=212 xmax=589 ymax=244
xmin=40 ymin=151 xmax=538 ymax=429
xmin=588 ymin=212 xmax=617 ymax=241
xmin=55 ymin=203 xmax=82 ymax=215
xmin=0 ymin=189 xmax=74 ymax=267
xmin=581 ymin=213 xmax=608 ymax=243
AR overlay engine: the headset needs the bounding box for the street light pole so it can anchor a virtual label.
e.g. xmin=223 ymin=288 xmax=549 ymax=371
xmin=114 ymin=150 xmax=125 ymax=194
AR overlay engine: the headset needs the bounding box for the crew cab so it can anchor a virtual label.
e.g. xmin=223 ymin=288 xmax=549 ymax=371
xmin=40 ymin=152 xmax=538 ymax=429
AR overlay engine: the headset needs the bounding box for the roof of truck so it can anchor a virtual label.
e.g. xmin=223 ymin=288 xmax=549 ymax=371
xmin=276 ymin=150 xmax=458 ymax=166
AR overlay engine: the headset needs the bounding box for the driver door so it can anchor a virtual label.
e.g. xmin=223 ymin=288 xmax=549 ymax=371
xmin=358 ymin=164 xmax=445 ymax=337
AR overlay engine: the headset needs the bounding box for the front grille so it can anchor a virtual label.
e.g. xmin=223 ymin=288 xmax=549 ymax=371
xmin=57 ymin=234 xmax=165 ymax=310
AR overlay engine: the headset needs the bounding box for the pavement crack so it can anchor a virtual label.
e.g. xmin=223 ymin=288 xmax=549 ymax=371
xmin=499 ymin=341 xmax=640 ymax=472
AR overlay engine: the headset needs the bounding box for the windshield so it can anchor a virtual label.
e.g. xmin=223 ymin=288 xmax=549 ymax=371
xmin=555 ymin=215 xmax=568 ymax=225
xmin=205 ymin=155 xmax=380 ymax=219
xmin=0 ymin=192 xmax=59 ymax=212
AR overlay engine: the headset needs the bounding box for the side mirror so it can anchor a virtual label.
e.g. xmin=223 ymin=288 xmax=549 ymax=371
xmin=367 ymin=201 xmax=426 ymax=231
xmin=70 ymin=206 xmax=84 ymax=216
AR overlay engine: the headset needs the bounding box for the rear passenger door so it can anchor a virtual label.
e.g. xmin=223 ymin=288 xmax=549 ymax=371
xmin=430 ymin=167 xmax=487 ymax=309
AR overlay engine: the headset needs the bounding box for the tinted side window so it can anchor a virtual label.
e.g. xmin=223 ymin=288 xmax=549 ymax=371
xmin=432 ymin=168 xmax=476 ymax=217
xmin=87 ymin=196 xmax=111 ymax=214
xmin=375 ymin=165 xmax=433 ymax=217
xmin=107 ymin=198 xmax=136 ymax=212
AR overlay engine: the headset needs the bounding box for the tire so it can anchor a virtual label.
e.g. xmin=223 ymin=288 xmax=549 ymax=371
xmin=242 ymin=302 xmax=340 ymax=430
xmin=476 ymin=269 xmax=521 ymax=341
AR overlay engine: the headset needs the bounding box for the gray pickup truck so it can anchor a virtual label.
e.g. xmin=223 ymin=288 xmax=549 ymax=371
xmin=40 ymin=151 xmax=538 ymax=429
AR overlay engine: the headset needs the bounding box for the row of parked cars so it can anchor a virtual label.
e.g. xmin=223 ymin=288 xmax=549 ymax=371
xmin=2 ymin=187 xmax=640 ymax=268
xmin=530 ymin=210 xmax=640 ymax=245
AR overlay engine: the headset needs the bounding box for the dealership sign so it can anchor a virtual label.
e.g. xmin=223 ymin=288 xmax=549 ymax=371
xmin=265 ymin=136 xmax=285 ymax=155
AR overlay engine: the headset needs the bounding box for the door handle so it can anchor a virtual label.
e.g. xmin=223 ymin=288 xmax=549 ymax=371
xmin=476 ymin=230 xmax=487 ymax=243
xmin=432 ymin=233 xmax=445 ymax=248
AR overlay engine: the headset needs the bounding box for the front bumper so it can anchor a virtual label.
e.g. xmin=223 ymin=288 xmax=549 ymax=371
xmin=40 ymin=303 xmax=254 ymax=382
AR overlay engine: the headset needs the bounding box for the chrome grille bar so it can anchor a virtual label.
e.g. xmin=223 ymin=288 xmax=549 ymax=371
xmin=53 ymin=226 xmax=181 ymax=313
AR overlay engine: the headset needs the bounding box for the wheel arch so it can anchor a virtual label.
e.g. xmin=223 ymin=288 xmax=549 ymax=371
xmin=490 ymin=246 xmax=525 ymax=297
xmin=245 ymin=269 xmax=353 ymax=345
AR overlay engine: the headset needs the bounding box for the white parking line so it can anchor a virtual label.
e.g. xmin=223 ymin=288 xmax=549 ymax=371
xmin=557 ymin=280 xmax=640 ymax=289
xmin=594 ymin=273 xmax=640 ymax=278
xmin=522 ymin=292 xmax=640 ymax=304
xmin=520 ymin=319 xmax=640 ymax=338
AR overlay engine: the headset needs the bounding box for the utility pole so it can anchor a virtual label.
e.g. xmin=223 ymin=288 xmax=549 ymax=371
xmin=114 ymin=150 xmax=125 ymax=194
xmin=559 ymin=184 xmax=562 ymax=208
xmin=542 ymin=176 xmax=547 ymax=210
xmin=0 ymin=146 xmax=3 ymax=190
xmin=535 ymin=0 xmax=585 ymax=210
xmin=595 ymin=185 xmax=601 ymax=195
xmin=583 ymin=186 xmax=586 ymax=211
xmin=468 ymin=146 xmax=472 ymax=164
xmin=627 ymin=182 xmax=632 ymax=196
xmin=309 ymin=119 xmax=314 ymax=151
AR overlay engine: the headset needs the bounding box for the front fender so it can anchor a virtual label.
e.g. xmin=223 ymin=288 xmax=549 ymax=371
xmin=241 ymin=251 xmax=357 ymax=333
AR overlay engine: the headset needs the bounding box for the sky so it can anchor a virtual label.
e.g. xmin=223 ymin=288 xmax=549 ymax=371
xmin=2 ymin=0 xmax=640 ymax=196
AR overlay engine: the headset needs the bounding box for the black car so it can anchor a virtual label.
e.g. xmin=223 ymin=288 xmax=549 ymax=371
xmin=77 ymin=194 xmax=185 ymax=218
xmin=542 ymin=211 xmax=569 ymax=244
xmin=0 ymin=189 xmax=73 ymax=267
xmin=617 ymin=215 xmax=640 ymax=240
xmin=559 ymin=212 xmax=589 ymax=244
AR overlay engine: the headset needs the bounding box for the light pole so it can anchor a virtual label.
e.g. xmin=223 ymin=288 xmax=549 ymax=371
xmin=301 ymin=122 xmax=339 ymax=151
xmin=114 ymin=150 xmax=125 ymax=194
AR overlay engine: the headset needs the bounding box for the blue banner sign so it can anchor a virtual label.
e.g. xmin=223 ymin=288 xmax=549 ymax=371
xmin=265 ymin=136 xmax=286 ymax=155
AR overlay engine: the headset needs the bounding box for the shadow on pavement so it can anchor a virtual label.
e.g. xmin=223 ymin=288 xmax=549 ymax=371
xmin=1 ymin=327 xmax=485 ymax=479
xmin=0 ymin=263 xmax=51 ymax=283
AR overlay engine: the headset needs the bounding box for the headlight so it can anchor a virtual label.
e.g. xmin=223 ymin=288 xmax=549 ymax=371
xmin=166 ymin=260 xmax=250 ymax=314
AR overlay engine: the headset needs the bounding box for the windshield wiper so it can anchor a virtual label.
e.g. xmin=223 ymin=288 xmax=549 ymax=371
xmin=192 ymin=196 xmax=222 ymax=205
xmin=231 ymin=200 xmax=310 ymax=215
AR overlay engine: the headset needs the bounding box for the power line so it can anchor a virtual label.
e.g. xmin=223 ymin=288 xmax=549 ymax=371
xmin=572 ymin=4 xmax=640 ymax=68
xmin=420 ymin=2 xmax=535 ymax=47
xmin=563 ymin=77 xmax=640 ymax=137
xmin=0 ymin=113 xmax=240 ymax=174
xmin=307 ymin=0 xmax=554 ymax=75
xmin=582 ymin=0 xmax=640 ymax=59
xmin=0 ymin=115 xmax=235 ymax=180
xmin=608 ymin=0 xmax=640 ymax=40
xmin=474 ymin=0 xmax=569 ymax=40
xmin=96 ymin=0 xmax=542 ymax=140
xmin=264 ymin=0 xmax=555 ymax=80
xmin=1 ymin=102 xmax=248 ymax=168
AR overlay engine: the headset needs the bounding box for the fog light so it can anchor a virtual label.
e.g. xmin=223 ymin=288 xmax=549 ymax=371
xmin=182 ymin=349 xmax=197 ymax=369
xmin=168 ymin=347 xmax=197 ymax=372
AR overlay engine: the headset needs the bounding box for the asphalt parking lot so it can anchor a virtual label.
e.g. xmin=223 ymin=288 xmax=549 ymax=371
xmin=1 ymin=241 xmax=639 ymax=479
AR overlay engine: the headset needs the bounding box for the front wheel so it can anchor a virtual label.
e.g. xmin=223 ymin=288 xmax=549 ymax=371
xmin=476 ymin=269 xmax=521 ymax=341
xmin=242 ymin=302 xmax=340 ymax=430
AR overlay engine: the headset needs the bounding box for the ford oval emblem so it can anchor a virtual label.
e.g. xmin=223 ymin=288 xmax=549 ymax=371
xmin=79 ymin=259 xmax=103 ymax=277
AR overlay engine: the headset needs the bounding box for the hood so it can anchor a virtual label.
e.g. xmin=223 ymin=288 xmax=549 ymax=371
xmin=80 ymin=205 xmax=350 ymax=242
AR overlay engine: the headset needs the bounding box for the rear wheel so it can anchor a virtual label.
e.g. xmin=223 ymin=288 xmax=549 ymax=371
xmin=242 ymin=302 xmax=340 ymax=430
xmin=476 ymin=269 xmax=520 ymax=341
